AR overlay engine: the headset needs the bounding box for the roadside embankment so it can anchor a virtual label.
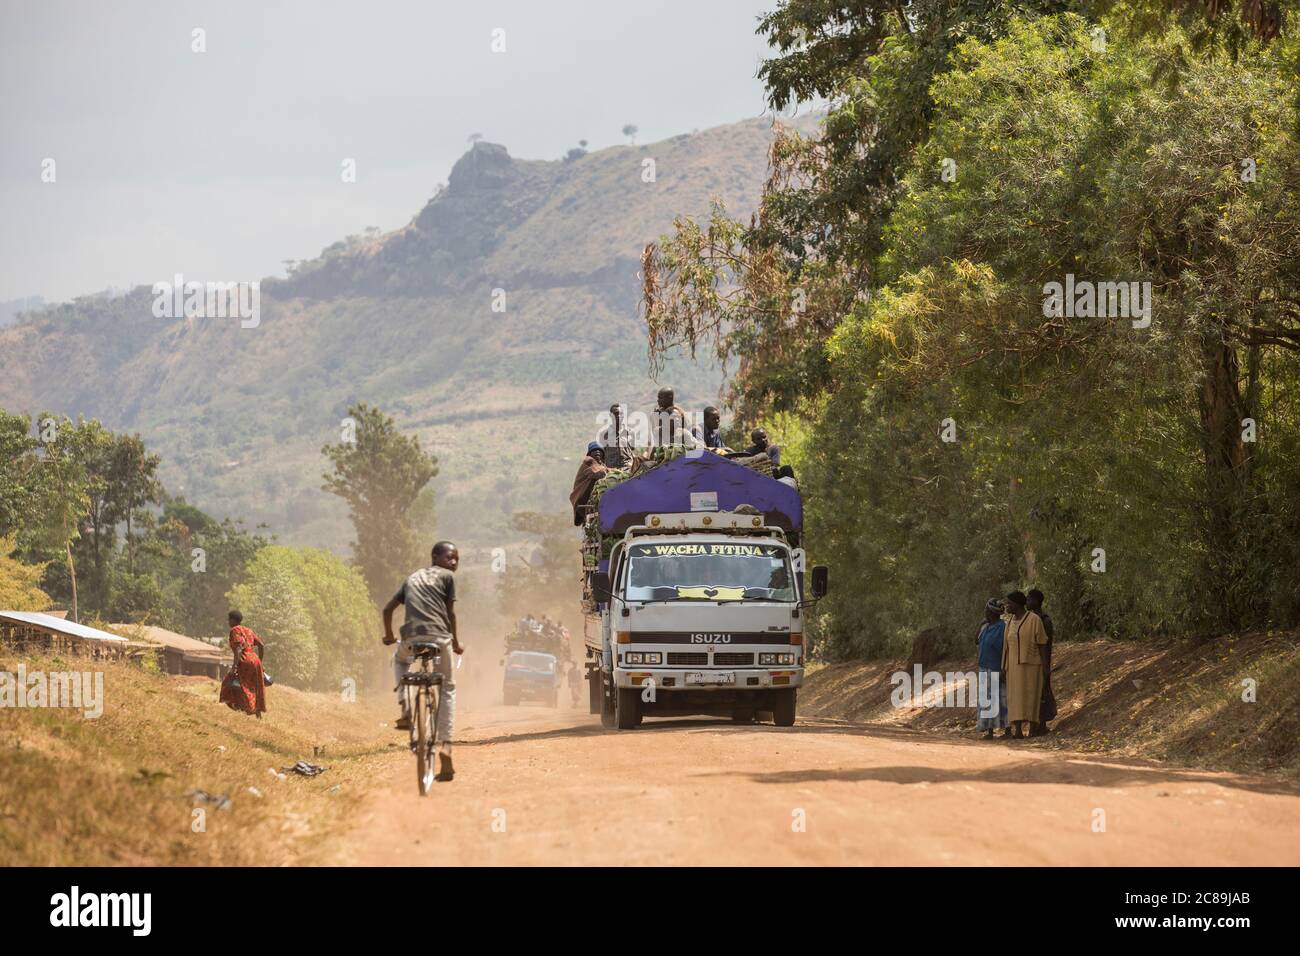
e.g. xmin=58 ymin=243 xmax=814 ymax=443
xmin=0 ymin=650 xmax=395 ymax=865
xmin=802 ymin=630 xmax=1300 ymax=778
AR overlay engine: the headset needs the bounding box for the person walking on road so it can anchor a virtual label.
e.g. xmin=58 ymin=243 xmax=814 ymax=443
xmin=1001 ymin=590 xmax=1047 ymax=740
xmin=383 ymin=541 xmax=463 ymax=782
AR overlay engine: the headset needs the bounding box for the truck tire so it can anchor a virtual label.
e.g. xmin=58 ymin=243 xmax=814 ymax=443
xmin=731 ymin=708 xmax=755 ymax=724
xmin=587 ymin=670 xmax=601 ymax=714
xmin=772 ymin=688 xmax=797 ymax=727
xmin=547 ymin=688 xmax=559 ymax=708
xmin=615 ymin=686 xmax=640 ymax=729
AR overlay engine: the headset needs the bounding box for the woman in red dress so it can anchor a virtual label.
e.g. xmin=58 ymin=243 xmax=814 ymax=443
xmin=219 ymin=610 xmax=267 ymax=717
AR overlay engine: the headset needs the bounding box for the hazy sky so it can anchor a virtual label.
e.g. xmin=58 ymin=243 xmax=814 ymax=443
xmin=0 ymin=0 xmax=783 ymax=303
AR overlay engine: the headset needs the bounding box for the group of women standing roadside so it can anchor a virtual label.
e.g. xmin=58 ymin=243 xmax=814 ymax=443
xmin=975 ymin=589 xmax=1057 ymax=740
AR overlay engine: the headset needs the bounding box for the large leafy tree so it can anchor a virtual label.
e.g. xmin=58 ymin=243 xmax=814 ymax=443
xmin=645 ymin=0 xmax=1077 ymax=418
xmin=226 ymin=545 xmax=376 ymax=691
xmin=128 ymin=497 xmax=266 ymax=636
xmin=644 ymin=4 xmax=1300 ymax=654
xmin=864 ymin=15 xmax=1300 ymax=628
xmin=227 ymin=559 xmax=317 ymax=686
xmin=321 ymin=402 xmax=439 ymax=604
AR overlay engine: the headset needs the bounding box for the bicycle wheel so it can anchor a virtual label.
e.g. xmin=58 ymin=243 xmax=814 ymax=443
xmin=429 ymin=682 xmax=441 ymax=759
xmin=415 ymin=686 xmax=434 ymax=795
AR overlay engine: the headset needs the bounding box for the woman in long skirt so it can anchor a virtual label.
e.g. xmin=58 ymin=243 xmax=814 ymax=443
xmin=220 ymin=610 xmax=267 ymax=718
xmin=1001 ymin=591 xmax=1046 ymax=739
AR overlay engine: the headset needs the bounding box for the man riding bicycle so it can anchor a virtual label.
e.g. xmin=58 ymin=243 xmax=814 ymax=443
xmin=383 ymin=540 xmax=463 ymax=782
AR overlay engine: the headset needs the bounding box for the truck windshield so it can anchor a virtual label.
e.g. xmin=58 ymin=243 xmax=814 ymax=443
xmin=509 ymin=652 xmax=555 ymax=672
xmin=623 ymin=542 xmax=795 ymax=602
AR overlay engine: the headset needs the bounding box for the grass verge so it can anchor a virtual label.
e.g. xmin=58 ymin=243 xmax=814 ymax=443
xmin=0 ymin=649 xmax=397 ymax=865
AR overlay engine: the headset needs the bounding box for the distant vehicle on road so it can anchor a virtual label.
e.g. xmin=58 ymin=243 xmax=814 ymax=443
xmin=503 ymin=650 xmax=561 ymax=707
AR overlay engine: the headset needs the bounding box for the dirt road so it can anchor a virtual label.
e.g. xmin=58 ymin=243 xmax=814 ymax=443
xmin=341 ymin=703 xmax=1300 ymax=866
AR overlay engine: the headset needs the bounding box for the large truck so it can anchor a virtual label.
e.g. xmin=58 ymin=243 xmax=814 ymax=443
xmin=580 ymin=449 xmax=828 ymax=729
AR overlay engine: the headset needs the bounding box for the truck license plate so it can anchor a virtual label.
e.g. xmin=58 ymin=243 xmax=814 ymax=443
xmin=685 ymin=671 xmax=735 ymax=686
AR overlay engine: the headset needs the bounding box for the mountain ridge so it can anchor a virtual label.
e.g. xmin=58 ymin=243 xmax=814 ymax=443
xmin=0 ymin=116 xmax=800 ymax=555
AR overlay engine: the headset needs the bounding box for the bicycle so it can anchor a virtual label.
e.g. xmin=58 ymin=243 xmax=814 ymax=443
xmin=399 ymin=640 xmax=444 ymax=796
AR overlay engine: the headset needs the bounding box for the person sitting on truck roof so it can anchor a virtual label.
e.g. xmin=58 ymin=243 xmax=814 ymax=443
xmin=570 ymin=441 xmax=609 ymax=525
xmin=744 ymin=428 xmax=781 ymax=466
xmin=775 ymin=464 xmax=799 ymax=490
xmin=692 ymin=406 xmax=725 ymax=449
xmin=598 ymin=403 xmax=633 ymax=468
xmin=651 ymin=386 xmax=699 ymax=449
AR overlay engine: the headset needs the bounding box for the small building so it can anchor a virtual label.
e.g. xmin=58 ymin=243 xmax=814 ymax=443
xmin=0 ymin=610 xmax=134 ymax=660
xmin=109 ymin=623 xmax=230 ymax=680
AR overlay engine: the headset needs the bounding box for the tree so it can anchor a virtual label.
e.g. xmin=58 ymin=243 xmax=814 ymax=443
xmin=0 ymin=536 xmax=50 ymax=611
xmin=847 ymin=14 xmax=1300 ymax=632
xmin=321 ymin=402 xmax=439 ymax=604
xmin=226 ymin=545 xmax=375 ymax=691
xmin=622 ymin=123 xmax=638 ymax=144
xmin=111 ymin=433 xmax=163 ymax=574
xmin=130 ymin=497 xmax=266 ymax=635
xmin=642 ymin=7 xmax=1300 ymax=653
xmin=6 ymin=414 xmax=164 ymax=620
xmin=65 ymin=418 xmax=118 ymax=609
xmin=227 ymin=560 xmax=316 ymax=687
xmin=0 ymin=410 xmax=42 ymax=540
xmin=645 ymin=0 xmax=1092 ymax=417
xmin=28 ymin=414 xmax=90 ymax=622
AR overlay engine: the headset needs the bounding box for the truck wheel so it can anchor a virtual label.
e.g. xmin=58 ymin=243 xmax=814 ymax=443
xmin=731 ymin=708 xmax=755 ymax=724
xmin=587 ymin=670 xmax=601 ymax=714
xmin=548 ymin=689 xmax=559 ymax=708
xmin=615 ymin=687 xmax=640 ymax=729
xmin=772 ymin=688 xmax=797 ymax=727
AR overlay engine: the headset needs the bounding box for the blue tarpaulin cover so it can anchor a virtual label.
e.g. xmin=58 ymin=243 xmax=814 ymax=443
xmin=597 ymin=451 xmax=802 ymax=536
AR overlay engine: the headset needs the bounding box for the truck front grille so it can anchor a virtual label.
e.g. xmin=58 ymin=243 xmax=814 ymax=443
xmin=666 ymin=652 xmax=708 ymax=666
xmin=713 ymin=653 xmax=753 ymax=666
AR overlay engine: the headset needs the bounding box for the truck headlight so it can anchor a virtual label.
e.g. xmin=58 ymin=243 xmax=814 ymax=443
xmin=760 ymin=653 xmax=796 ymax=666
xmin=642 ymin=652 xmax=662 ymax=665
xmin=625 ymin=652 xmax=643 ymax=664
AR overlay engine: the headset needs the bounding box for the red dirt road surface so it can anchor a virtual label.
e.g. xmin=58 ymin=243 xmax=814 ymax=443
xmin=341 ymin=704 xmax=1300 ymax=866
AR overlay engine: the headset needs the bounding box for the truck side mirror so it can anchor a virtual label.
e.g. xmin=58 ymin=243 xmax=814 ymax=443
xmin=810 ymin=565 xmax=829 ymax=598
xmin=592 ymin=571 xmax=612 ymax=601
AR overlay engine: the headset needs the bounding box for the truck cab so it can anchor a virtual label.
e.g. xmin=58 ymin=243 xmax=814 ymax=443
xmin=592 ymin=510 xmax=827 ymax=729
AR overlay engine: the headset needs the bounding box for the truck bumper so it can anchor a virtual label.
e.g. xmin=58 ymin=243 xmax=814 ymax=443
xmin=613 ymin=668 xmax=802 ymax=690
